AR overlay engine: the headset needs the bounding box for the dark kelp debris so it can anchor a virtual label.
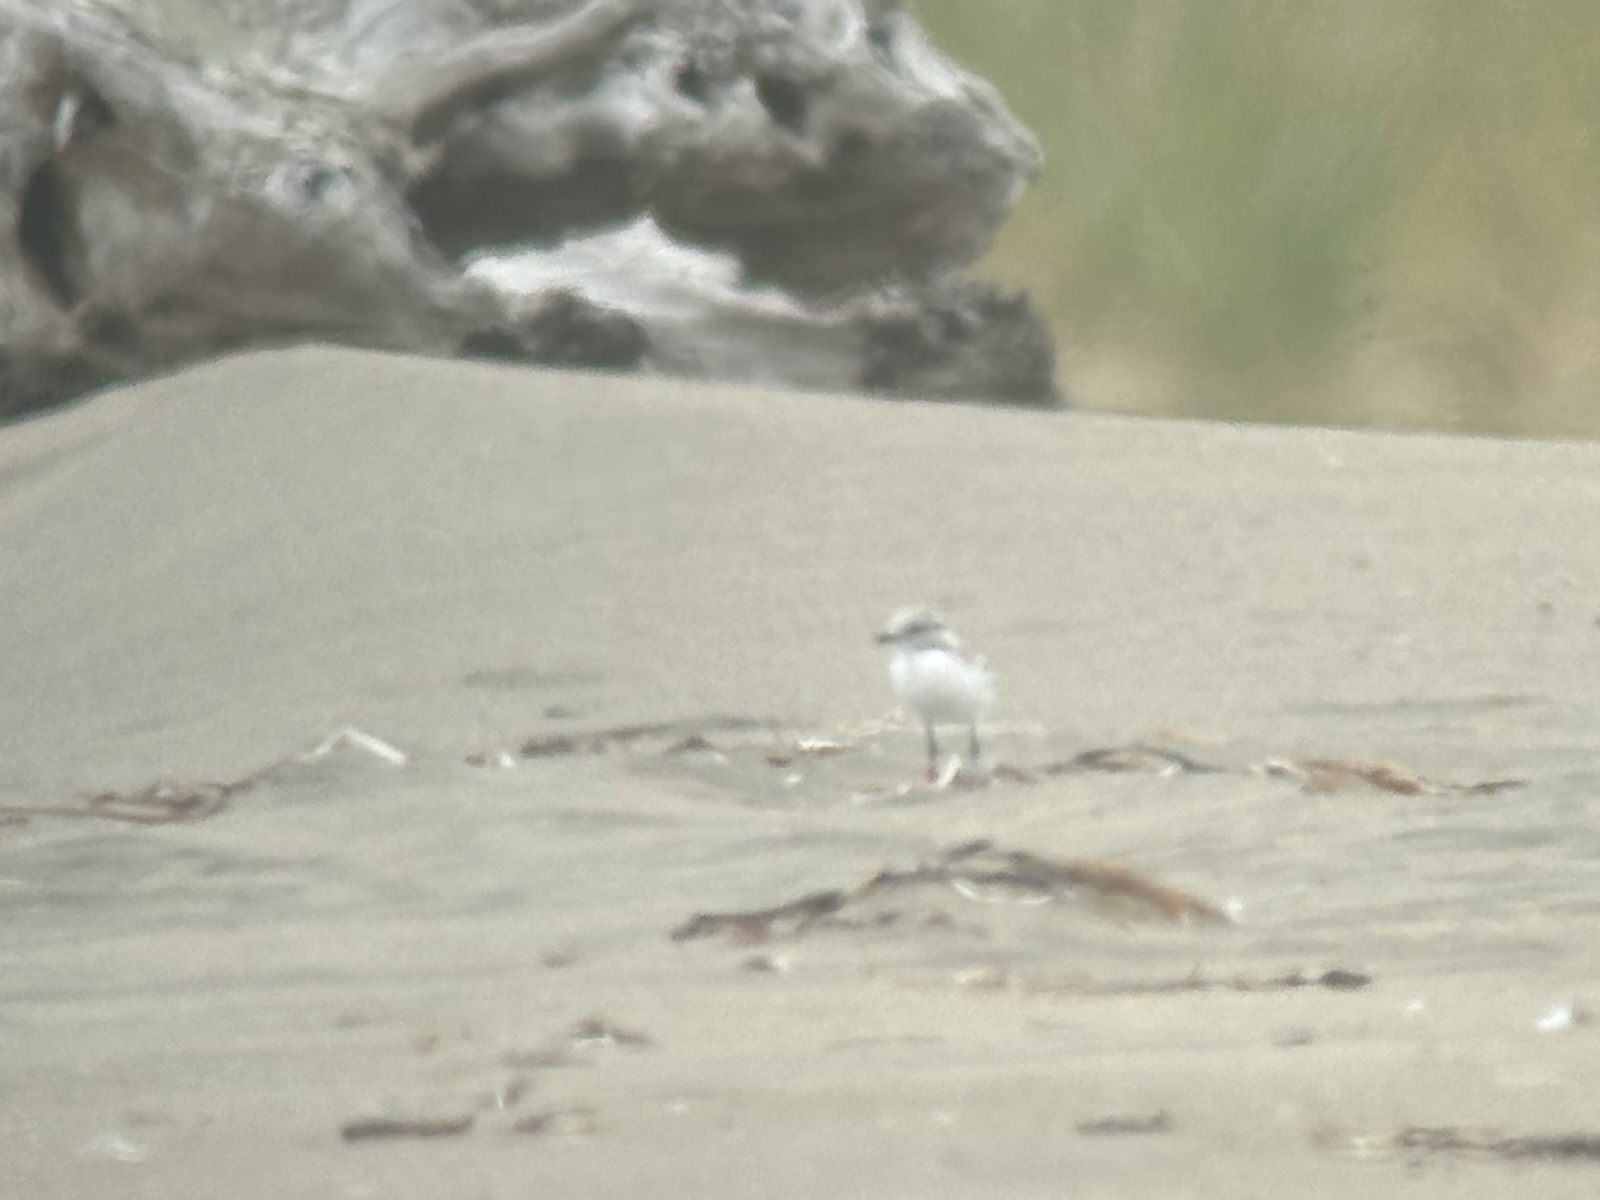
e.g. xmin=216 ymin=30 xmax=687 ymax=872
xmin=867 ymin=840 xmax=1234 ymax=926
xmin=1077 ymin=1111 xmax=1174 ymax=1137
xmin=1038 ymin=744 xmax=1524 ymax=796
xmin=663 ymin=734 xmax=720 ymax=755
xmin=499 ymin=1047 xmax=576 ymax=1071
xmin=501 ymin=1014 xmax=656 ymax=1070
xmin=671 ymin=839 xmax=1231 ymax=943
xmin=671 ymin=889 xmax=850 ymax=943
xmin=1318 ymin=1124 xmax=1600 ymax=1164
xmin=1259 ymin=758 xmax=1525 ymax=796
xmin=1009 ymin=741 xmax=1524 ymax=798
xmin=1308 ymin=967 xmax=1371 ymax=991
xmin=1000 ymin=966 xmax=1373 ymax=998
xmin=0 ymin=726 xmax=410 ymax=827
xmin=340 ymin=1115 xmax=474 ymax=1143
xmin=1042 ymin=744 xmax=1227 ymax=777
xmin=0 ymin=779 xmax=246 ymax=826
xmin=1496 ymin=1133 xmax=1600 ymax=1161
xmin=990 ymin=762 xmax=1039 ymax=783
xmin=570 ymin=1016 xmax=654 ymax=1049
xmin=477 ymin=716 xmax=1533 ymax=806
xmin=488 ymin=1077 xmax=533 ymax=1111
xmin=763 ymin=737 xmax=851 ymax=768
xmin=510 ymin=1105 xmax=599 ymax=1137
xmin=507 ymin=716 xmax=780 ymax=761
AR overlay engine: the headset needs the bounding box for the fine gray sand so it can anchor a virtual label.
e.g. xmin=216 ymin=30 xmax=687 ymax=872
xmin=4 ymin=347 xmax=1600 ymax=1198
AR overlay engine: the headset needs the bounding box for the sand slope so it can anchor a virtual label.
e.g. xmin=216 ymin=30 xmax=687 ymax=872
xmin=3 ymin=348 xmax=1600 ymax=1197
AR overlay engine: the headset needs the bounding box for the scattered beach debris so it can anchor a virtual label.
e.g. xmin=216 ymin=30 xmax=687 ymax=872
xmin=487 ymin=1078 xmax=533 ymax=1112
xmin=339 ymin=1115 xmax=474 ymax=1143
xmin=0 ymin=725 xmax=412 ymax=827
xmin=509 ymin=733 xmax=580 ymax=759
xmin=503 ymin=716 xmax=780 ymax=762
xmin=499 ymin=1047 xmax=575 ymax=1071
xmin=1273 ymin=1025 xmax=1317 ymax=1048
xmin=1317 ymin=1124 xmax=1600 ymax=1164
xmin=478 ymin=713 xmax=1021 ymax=788
xmin=740 ymin=952 xmax=793 ymax=973
xmin=76 ymin=782 xmax=234 ymax=822
xmin=570 ymin=1016 xmax=654 ymax=1050
xmin=663 ymin=734 xmax=721 ymax=756
xmin=671 ymin=839 xmax=1231 ymax=943
xmin=470 ymin=750 xmax=519 ymax=769
xmin=302 ymin=725 xmax=409 ymax=767
xmin=9 ymin=715 xmax=1527 ymax=831
xmin=510 ymin=1105 xmax=599 ymax=1137
xmin=0 ymin=779 xmax=245 ymax=826
xmin=1042 ymin=744 xmax=1227 ymax=777
xmin=850 ymin=756 xmax=1014 ymax=799
xmin=878 ymin=840 xmax=1232 ymax=925
xmin=1304 ymin=967 xmax=1371 ymax=991
xmin=1536 ymin=1002 xmax=1591 ymax=1032
xmin=952 ymin=965 xmax=1010 ymax=991
xmin=78 ymin=1130 xmax=151 ymax=1163
xmin=468 ymin=714 xmax=1531 ymax=809
xmin=1076 ymin=1111 xmax=1174 ymax=1137
xmin=540 ymin=946 xmax=581 ymax=969
xmin=953 ymin=966 xmax=1371 ymax=998
xmin=337 ymin=1017 xmax=642 ymax=1146
xmin=500 ymin=1015 xmax=655 ymax=1072
xmin=764 ymin=737 xmax=851 ymax=768
xmin=1256 ymin=758 xmax=1525 ymax=796
xmin=990 ymin=762 xmax=1039 ymax=784
xmin=1487 ymin=1133 xmax=1600 ymax=1162
xmin=1029 ymin=744 xmax=1521 ymax=796
xmin=672 ymin=889 xmax=849 ymax=944
xmin=342 ymin=1023 xmax=623 ymax=1144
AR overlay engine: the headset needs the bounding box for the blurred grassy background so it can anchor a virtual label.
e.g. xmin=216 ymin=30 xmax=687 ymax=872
xmin=916 ymin=0 xmax=1600 ymax=437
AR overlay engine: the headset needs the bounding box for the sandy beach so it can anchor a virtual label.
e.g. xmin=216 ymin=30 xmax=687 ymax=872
xmin=4 ymin=348 xmax=1600 ymax=1197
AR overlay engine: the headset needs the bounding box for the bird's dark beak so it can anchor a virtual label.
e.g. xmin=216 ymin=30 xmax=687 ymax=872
xmin=874 ymin=631 xmax=895 ymax=644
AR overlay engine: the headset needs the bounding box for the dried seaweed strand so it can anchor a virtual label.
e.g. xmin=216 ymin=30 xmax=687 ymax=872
xmin=1257 ymin=757 xmax=1526 ymax=796
xmin=1043 ymin=744 xmax=1227 ymax=776
xmin=1323 ymin=1124 xmax=1600 ymax=1164
xmin=1018 ymin=966 xmax=1372 ymax=997
xmin=517 ymin=714 xmax=781 ymax=759
xmin=672 ymin=840 xmax=1230 ymax=942
xmin=0 ymin=726 xmax=409 ymax=827
xmin=0 ymin=778 xmax=251 ymax=826
xmin=340 ymin=1115 xmax=474 ymax=1143
xmin=671 ymin=889 xmax=849 ymax=942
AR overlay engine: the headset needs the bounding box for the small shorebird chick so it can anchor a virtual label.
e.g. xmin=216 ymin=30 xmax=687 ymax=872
xmin=875 ymin=608 xmax=996 ymax=780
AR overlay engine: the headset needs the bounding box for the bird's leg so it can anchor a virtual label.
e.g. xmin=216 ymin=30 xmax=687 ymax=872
xmin=925 ymin=724 xmax=941 ymax=781
xmin=967 ymin=724 xmax=983 ymax=767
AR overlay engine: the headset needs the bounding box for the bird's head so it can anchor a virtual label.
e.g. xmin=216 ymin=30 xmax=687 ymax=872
xmin=875 ymin=607 xmax=955 ymax=649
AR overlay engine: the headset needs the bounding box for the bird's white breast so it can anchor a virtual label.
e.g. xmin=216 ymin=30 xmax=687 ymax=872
xmin=889 ymin=646 xmax=995 ymax=726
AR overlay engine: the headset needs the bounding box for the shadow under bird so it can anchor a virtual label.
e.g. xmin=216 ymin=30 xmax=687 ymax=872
xmin=875 ymin=608 xmax=996 ymax=780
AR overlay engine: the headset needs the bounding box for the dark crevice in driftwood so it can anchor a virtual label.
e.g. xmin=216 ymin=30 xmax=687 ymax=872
xmin=18 ymin=160 xmax=80 ymax=310
xmin=409 ymin=157 xmax=646 ymax=259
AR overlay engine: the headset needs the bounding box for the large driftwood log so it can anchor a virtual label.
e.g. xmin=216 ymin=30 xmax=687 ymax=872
xmin=1 ymin=0 xmax=1055 ymax=418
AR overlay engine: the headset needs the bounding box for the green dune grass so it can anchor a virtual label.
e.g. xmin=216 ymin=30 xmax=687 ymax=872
xmin=917 ymin=1 xmax=1600 ymax=436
